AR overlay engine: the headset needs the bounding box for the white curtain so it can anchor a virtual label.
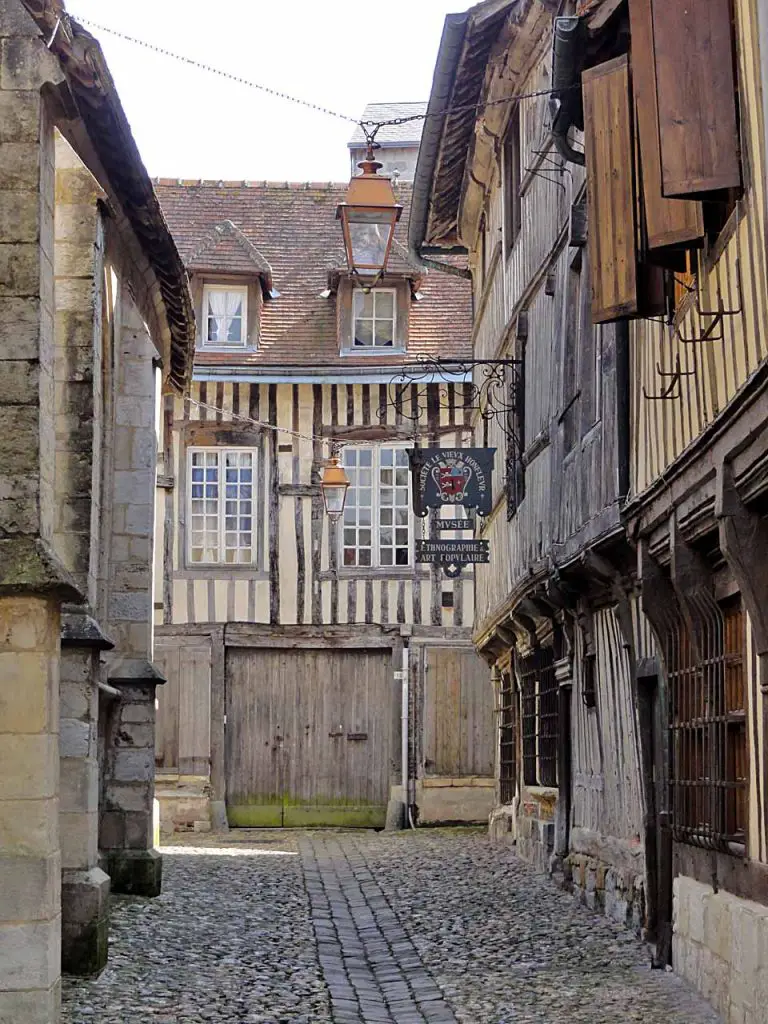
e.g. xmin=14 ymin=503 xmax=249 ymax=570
xmin=207 ymin=290 xmax=241 ymax=342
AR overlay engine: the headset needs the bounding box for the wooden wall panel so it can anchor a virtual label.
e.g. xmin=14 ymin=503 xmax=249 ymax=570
xmin=583 ymin=55 xmax=638 ymax=323
xmin=629 ymin=0 xmax=704 ymax=248
xmin=572 ymin=608 xmax=645 ymax=843
xmin=423 ymin=647 xmax=494 ymax=778
xmin=651 ymin=0 xmax=741 ymax=196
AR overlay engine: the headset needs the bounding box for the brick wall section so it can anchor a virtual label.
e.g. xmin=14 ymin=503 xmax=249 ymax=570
xmin=0 ymin=597 xmax=62 ymax=1024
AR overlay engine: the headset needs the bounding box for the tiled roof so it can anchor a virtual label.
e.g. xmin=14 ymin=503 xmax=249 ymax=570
xmin=348 ymin=103 xmax=427 ymax=147
xmin=188 ymin=220 xmax=273 ymax=288
xmin=154 ymin=179 xmax=472 ymax=370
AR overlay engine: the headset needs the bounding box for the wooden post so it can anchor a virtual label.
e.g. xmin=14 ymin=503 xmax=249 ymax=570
xmin=210 ymin=627 xmax=228 ymax=831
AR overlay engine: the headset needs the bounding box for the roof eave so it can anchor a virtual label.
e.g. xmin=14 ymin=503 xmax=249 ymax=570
xmin=20 ymin=0 xmax=195 ymax=393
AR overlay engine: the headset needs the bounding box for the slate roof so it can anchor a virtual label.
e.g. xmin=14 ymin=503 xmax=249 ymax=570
xmin=348 ymin=103 xmax=428 ymax=148
xmin=155 ymin=180 xmax=472 ymax=370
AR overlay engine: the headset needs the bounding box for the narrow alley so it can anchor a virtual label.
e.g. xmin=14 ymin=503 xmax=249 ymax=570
xmin=61 ymin=829 xmax=721 ymax=1024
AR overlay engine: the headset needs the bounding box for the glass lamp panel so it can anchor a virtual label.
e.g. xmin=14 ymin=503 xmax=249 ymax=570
xmin=347 ymin=213 xmax=392 ymax=269
xmin=323 ymin=485 xmax=347 ymax=515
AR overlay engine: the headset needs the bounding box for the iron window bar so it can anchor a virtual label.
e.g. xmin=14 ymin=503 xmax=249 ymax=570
xmin=517 ymin=645 xmax=558 ymax=788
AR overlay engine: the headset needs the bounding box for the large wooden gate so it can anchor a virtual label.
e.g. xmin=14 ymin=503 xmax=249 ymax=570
xmin=225 ymin=646 xmax=393 ymax=827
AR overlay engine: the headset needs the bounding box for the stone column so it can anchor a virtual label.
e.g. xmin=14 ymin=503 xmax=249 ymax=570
xmin=59 ymin=613 xmax=112 ymax=976
xmin=0 ymin=597 xmax=62 ymax=1024
xmin=99 ymin=287 xmax=164 ymax=895
xmin=0 ymin=8 xmax=71 ymax=1021
xmin=100 ymin=664 xmax=164 ymax=896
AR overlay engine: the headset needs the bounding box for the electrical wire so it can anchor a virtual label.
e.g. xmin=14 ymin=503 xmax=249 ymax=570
xmin=75 ymin=16 xmax=571 ymax=141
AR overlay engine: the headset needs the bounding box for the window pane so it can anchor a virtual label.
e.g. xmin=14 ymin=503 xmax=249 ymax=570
xmin=381 ymin=449 xmax=394 ymax=466
xmin=360 ymin=450 xmax=372 ymax=467
xmin=374 ymin=319 xmax=394 ymax=346
xmin=354 ymin=319 xmax=374 ymax=347
xmin=227 ymin=317 xmax=242 ymax=343
xmin=381 ymin=549 xmax=393 ymax=566
xmin=354 ymin=291 xmax=374 ymax=318
xmin=359 ymin=549 xmax=371 ymax=566
xmin=375 ymin=291 xmax=394 ymax=317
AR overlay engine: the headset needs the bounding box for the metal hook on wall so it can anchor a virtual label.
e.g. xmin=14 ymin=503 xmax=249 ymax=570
xmin=643 ymin=354 xmax=696 ymax=401
xmin=676 ymin=257 xmax=743 ymax=345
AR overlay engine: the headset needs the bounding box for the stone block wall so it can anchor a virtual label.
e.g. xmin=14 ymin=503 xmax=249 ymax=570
xmin=565 ymin=852 xmax=645 ymax=934
xmin=673 ymin=875 xmax=768 ymax=1024
xmin=0 ymin=597 xmax=62 ymax=1024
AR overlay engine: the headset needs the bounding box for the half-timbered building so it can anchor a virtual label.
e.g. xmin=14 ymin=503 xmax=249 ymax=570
xmin=413 ymin=0 xmax=768 ymax=1020
xmin=152 ymin=135 xmax=495 ymax=833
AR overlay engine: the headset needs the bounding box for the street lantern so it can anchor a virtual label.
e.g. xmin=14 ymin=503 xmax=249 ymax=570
xmin=320 ymin=456 xmax=350 ymax=521
xmin=336 ymin=145 xmax=403 ymax=278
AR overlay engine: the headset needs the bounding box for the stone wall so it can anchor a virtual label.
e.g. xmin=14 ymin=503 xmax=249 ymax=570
xmin=565 ymin=851 xmax=645 ymax=933
xmin=673 ymin=875 xmax=768 ymax=1024
xmin=0 ymin=597 xmax=62 ymax=1024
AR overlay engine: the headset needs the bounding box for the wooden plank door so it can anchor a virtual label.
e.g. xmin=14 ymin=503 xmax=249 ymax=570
xmin=423 ymin=647 xmax=494 ymax=778
xmin=225 ymin=647 xmax=392 ymax=827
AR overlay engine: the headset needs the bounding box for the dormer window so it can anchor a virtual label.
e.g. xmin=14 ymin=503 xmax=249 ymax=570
xmin=203 ymin=284 xmax=248 ymax=348
xmin=353 ymin=288 xmax=396 ymax=347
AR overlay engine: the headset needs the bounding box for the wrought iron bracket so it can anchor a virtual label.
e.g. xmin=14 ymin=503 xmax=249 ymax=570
xmin=380 ymin=357 xmax=525 ymax=515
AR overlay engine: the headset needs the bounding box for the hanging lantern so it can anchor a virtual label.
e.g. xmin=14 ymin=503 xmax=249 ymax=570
xmin=320 ymin=456 xmax=350 ymax=521
xmin=336 ymin=144 xmax=403 ymax=277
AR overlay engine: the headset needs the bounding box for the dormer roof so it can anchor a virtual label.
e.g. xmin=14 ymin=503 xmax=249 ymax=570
xmin=187 ymin=220 xmax=274 ymax=295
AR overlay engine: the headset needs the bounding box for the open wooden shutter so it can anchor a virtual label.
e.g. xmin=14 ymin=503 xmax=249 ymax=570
xmin=629 ymin=0 xmax=704 ymax=249
xmin=650 ymin=0 xmax=741 ymax=197
xmin=583 ymin=54 xmax=637 ymax=324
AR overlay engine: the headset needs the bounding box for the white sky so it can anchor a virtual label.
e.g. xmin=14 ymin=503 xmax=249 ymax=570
xmin=64 ymin=0 xmax=465 ymax=183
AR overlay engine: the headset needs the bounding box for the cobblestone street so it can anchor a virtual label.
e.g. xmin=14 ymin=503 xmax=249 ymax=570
xmin=61 ymin=829 xmax=721 ymax=1024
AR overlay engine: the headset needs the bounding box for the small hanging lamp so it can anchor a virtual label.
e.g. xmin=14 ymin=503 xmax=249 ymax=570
xmin=320 ymin=456 xmax=350 ymax=521
xmin=336 ymin=143 xmax=403 ymax=278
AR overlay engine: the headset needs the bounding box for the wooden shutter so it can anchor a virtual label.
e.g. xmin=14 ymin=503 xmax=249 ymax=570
xmin=583 ymin=55 xmax=638 ymax=324
xmin=629 ymin=0 xmax=704 ymax=249
xmin=651 ymin=0 xmax=741 ymax=197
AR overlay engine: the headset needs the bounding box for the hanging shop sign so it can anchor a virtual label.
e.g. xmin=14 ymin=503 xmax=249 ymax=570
xmin=407 ymin=447 xmax=496 ymax=517
xmin=415 ymin=539 xmax=490 ymax=578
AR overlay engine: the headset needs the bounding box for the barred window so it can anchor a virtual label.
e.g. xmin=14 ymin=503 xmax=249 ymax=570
xmin=188 ymin=448 xmax=255 ymax=564
xmin=341 ymin=446 xmax=411 ymax=568
xmin=668 ymin=596 xmax=748 ymax=850
xmin=519 ymin=645 xmax=558 ymax=788
xmin=499 ymin=671 xmax=517 ymax=804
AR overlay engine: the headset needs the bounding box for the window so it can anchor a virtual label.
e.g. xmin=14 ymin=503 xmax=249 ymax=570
xmin=667 ymin=595 xmax=748 ymax=850
xmin=352 ymin=289 xmax=396 ymax=348
xmin=504 ymin=105 xmax=522 ymax=256
xmin=519 ymin=645 xmax=558 ymax=787
xmin=202 ymin=285 xmax=248 ymax=348
xmin=341 ymin=446 xmax=410 ymax=568
xmin=188 ymin=448 xmax=255 ymax=564
xmin=499 ymin=671 xmax=518 ymax=804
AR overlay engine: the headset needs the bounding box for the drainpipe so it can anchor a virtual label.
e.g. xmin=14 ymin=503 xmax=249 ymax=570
xmin=401 ymin=637 xmax=413 ymax=828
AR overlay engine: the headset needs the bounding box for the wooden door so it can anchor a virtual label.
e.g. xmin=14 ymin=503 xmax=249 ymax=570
xmin=422 ymin=647 xmax=494 ymax=778
xmin=225 ymin=647 xmax=392 ymax=827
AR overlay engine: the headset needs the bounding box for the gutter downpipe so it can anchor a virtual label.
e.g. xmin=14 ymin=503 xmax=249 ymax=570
xmin=400 ymin=634 xmax=415 ymax=829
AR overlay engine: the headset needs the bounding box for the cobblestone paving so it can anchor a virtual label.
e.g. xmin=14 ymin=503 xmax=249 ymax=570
xmin=61 ymin=828 xmax=722 ymax=1024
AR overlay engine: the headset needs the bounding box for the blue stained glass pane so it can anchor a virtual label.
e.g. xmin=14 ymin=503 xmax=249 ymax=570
xmin=241 ymin=486 xmax=252 ymax=499
xmin=191 ymin=485 xmax=203 ymax=498
xmin=226 ymin=469 xmax=238 ymax=482
xmin=206 ymin=468 xmax=218 ymax=481
xmin=241 ymin=469 xmax=252 ymax=482
xmin=226 ymin=485 xmax=238 ymax=498
xmin=241 ymin=517 xmax=252 ymax=530
xmin=191 ymin=468 xmax=204 ymax=482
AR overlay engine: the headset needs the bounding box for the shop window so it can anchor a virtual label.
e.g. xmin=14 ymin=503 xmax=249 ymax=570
xmin=519 ymin=645 xmax=558 ymax=787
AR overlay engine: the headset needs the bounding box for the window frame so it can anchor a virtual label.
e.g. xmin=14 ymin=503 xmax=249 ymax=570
xmin=349 ymin=287 xmax=399 ymax=351
xmin=201 ymin=283 xmax=249 ymax=351
xmin=519 ymin=645 xmax=558 ymax=789
xmin=339 ymin=443 xmax=413 ymax=571
xmin=187 ymin=446 xmax=257 ymax=566
xmin=504 ymin=104 xmax=522 ymax=257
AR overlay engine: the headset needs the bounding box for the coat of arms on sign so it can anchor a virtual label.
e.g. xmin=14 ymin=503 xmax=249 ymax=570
xmin=433 ymin=456 xmax=472 ymax=503
xmin=407 ymin=447 xmax=496 ymax=517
